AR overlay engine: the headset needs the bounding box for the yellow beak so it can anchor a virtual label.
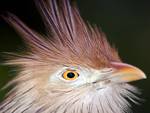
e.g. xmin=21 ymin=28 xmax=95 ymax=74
xmin=110 ymin=62 xmax=146 ymax=83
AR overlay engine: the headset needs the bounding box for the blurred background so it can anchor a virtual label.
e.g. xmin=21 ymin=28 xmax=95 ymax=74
xmin=0 ymin=0 xmax=150 ymax=112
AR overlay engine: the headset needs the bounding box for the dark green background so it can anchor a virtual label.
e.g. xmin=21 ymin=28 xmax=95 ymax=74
xmin=0 ymin=0 xmax=150 ymax=112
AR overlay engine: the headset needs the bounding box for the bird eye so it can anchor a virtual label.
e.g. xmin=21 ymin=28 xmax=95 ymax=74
xmin=62 ymin=70 xmax=79 ymax=81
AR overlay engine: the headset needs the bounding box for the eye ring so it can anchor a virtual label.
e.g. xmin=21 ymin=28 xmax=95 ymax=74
xmin=62 ymin=70 xmax=79 ymax=81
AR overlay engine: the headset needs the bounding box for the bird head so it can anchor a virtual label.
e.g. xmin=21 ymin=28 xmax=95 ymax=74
xmin=0 ymin=0 xmax=146 ymax=113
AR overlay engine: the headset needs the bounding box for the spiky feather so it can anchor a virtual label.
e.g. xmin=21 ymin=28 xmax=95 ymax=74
xmin=4 ymin=0 xmax=120 ymax=69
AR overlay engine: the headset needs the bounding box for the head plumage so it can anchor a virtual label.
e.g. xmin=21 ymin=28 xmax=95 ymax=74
xmin=4 ymin=0 xmax=120 ymax=69
xmin=1 ymin=1 xmax=145 ymax=113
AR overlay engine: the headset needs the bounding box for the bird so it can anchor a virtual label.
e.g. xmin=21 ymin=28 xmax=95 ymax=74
xmin=0 ymin=0 xmax=146 ymax=113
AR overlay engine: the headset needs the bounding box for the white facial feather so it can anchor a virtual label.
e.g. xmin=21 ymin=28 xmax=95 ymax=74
xmin=49 ymin=66 xmax=114 ymax=87
xmin=0 ymin=66 xmax=140 ymax=113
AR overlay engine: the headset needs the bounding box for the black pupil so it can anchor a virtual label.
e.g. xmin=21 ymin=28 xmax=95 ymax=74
xmin=67 ymin=72 xmax=76 ymax=78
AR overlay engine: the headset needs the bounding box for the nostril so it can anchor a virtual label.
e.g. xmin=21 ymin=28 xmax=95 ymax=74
xmin=92 ymin=81 xmax=97 ymax=84
xmin=101 ymin=68 xmax=113 ymax=73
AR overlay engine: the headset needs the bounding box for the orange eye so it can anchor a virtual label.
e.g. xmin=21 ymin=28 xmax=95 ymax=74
xmin=62 ymin=70 xmax=79 ymax=81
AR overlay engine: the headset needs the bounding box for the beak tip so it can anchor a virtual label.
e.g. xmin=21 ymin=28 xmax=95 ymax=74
xmin=142 ymin=74 xmax=147 ymax=79
xmin=138 ymin=69 xmax=147 ymax=79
